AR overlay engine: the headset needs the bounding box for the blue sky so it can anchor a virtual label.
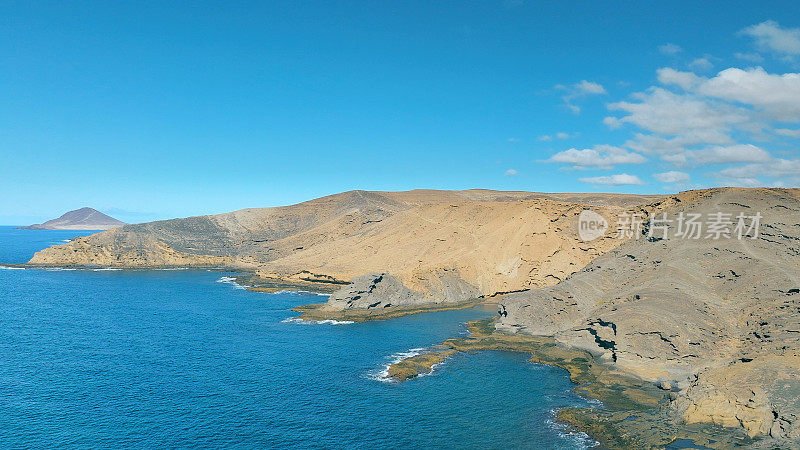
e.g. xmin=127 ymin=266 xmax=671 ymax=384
xmin=2 ymin=1 xmax=800 ymax=224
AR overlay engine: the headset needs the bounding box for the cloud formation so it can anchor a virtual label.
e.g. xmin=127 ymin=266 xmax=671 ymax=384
xmin=659 ymin=43 xmax=682 ymax=55
xmin=556 ymin=80 xmax=606 ymax=113
xmin=547 ymin=20 xmax=800 ymax=188
xmin=698 ymin=67 xmax=800 ymax=121
xmin=741 ymin=20 xmax=800 ymax=58
xmin=689 ymin=57 xmax=714 ymax=72
xmin=549 ymin=145 xmax=646 ymax=168
xmin=653 ymin=171 xmax=690 ymax=183
xmin=579 ymin=173 xmax=645 ymax=185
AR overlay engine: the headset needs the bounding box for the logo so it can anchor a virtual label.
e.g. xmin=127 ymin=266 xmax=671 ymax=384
xmin=578 ymin=210 xmax=608 ymax=242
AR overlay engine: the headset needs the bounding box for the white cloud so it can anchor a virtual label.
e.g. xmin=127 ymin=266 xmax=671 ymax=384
xmin=603 ymin=116 xmax=623 ymax=129
xmin=659 ymin=43 xmax=682 ymax=55
xmin=689 ymin=57 xmax=714 ymax=72
xmin=686 ymin=144 xmax=772 ymax=164
xmin=539 ymin=132 xmax=571 ymax=141
xmin=653 ymin=171 xmax=690 ymax=183
xmin=557 ymin=80 xmax=606 ymax=114
xmin=741 ymin=20 xmax=800 ymax=57
xmin=574 ymin=80 xmax=606 ymax=95
xmin=504 ymin=169 xmax=518 ymax=176
xmin=624 ymin=134 xmax=695 ymax=162
xmin=657 ymin=67 xmax=703 ymax=90
xmin=607 ymin=88 xmax=747 ymax=141
xmin=579 ymin=173 xmax=646 ymax=185
xmin=697 ymin=67 xmax=800 ymax=121
xmin=507 ymin=137 xmax=520 ymax=142
xmin=775 ymin=128 xmax=800 ymax=137
xmin=549 ymin=145 xmax=646 ymax=168
xmin=718 ymin=158 xmax=800 ymax=179
xmin=551 ymin=23 xmax=800 ymax=188
xmin=734 ymin=52 xmax=764 ymax=63
xmin=624 ymin=134 xmax=771 ymax=166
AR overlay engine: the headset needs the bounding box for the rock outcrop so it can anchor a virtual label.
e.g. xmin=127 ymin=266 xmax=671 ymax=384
xmin=496 ymin=187 xmax=800 ymax=439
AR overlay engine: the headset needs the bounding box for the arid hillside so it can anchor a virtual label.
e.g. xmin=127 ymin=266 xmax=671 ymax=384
xmin=28 ymin=189 xmax=661 ymax=297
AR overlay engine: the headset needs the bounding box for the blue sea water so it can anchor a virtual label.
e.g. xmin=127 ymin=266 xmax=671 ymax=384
xmin=0 ymin=226 xmax=595 ymax=448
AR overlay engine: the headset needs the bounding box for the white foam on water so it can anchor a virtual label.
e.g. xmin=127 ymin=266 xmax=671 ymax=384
xmin=273 ymin=289 xmax=331 ymax=297
xmin=280 ymin=317 xmax=354 ymax=325
xmin=92 ymin=268 xmax=122 ymax=271
xmin=546 ymin=411 xmax=599 ymax=448
xmin=216 ymin=276 xmax=249 ymax=289
xmin=44 ymin=267 xmax=77 ymax=271
xmin=0 ymin=266 xmax=25 ymax=270
xmin=367 ymin=347 xmax=437 ymax=383
xmin=156 ymin=267 xmax=190 ymax=271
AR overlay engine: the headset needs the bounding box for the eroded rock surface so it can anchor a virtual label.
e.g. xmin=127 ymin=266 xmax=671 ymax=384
xmin=497 ymin=187 xmax=800 ymax=440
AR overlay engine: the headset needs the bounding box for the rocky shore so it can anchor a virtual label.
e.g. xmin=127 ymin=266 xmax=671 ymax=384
xmin=387 ymin=319 xmax=754 ymax=448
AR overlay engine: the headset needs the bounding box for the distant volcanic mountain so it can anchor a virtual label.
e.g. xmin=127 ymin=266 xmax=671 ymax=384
xmin=23 ymin=207 xmax=125 ymax=230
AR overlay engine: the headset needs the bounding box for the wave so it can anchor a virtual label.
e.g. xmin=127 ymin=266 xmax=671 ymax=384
xmin=0 ymin=266 xmax=25 ymax=270
xmin=92 ymin=268 xmax=122 ymax=271
xmin=546 ymin=411 xmax=599 ymax=449
xmin=280 ymin=317 xmax=354 ymax=325
xmin=367 ymin=347 xmax=432 ymax=383
xmin=44 ymin=267 xmax=77 ymax=271
xmin=273 ymin=289 xmax=331 ymax=297
xmin=156 ymin=267 xmax=190 ymax=271
xmin=216 ymin=276 xmax=249 ymax=289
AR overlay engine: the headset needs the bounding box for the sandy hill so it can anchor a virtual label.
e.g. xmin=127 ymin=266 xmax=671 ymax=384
xmin=23 ymin=207 xmax=125 ymax=230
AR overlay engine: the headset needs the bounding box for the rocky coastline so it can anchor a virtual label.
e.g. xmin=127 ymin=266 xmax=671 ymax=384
xmin=19 ymin=188 xmax=800 ymax=446
xmin=384 ymin=318 xmax=755 ymax=448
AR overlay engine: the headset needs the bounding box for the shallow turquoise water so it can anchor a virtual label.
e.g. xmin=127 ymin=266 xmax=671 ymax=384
xmin=0 ymin=226 xmax=594 ymax=448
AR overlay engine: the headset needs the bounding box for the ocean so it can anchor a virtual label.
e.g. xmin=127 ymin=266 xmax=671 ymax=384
xmin=0 ymin=226 xmax=594 ymax=448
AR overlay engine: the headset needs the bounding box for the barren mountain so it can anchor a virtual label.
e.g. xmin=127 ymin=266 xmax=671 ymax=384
xmin=23 ymin=207 xmax=125 ymax=230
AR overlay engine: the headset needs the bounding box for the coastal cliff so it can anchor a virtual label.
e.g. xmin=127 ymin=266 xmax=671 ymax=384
xmin=496 ymin=188 xmax=800 ymax=440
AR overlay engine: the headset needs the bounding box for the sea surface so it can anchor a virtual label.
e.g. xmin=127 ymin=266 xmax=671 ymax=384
xmin=0 ymin=226 xmax=595 ymax=448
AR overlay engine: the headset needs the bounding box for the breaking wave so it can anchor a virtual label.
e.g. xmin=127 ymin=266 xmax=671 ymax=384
xmin=280 ymin=317 xmax=354 ymax=325
xmin=216 ymin=276 xmax=248 ymax=289
xmin=366 ymin=347 xmax=445 ymax=383
xmin=546 ymin=411 xmax=599 ymax=448
xmin=272 ymin=289 xmax=331 ymax=297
